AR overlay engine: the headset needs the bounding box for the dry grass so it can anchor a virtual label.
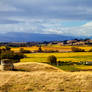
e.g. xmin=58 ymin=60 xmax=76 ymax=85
xmin=0 ymin=62 xmax=92 ymax=92
xmin=14 ymin=62 xmax=61 ymax=72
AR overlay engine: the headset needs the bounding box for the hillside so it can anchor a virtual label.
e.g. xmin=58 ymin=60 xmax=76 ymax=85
xmin=0 ymin=62 xmax=92 ymax=92
xmin=14 ymin=62 xmax=61 ymax=72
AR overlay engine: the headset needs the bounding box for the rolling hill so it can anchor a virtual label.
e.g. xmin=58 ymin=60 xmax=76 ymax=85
xmin=0 ymin=62 xmax=92 ymax=92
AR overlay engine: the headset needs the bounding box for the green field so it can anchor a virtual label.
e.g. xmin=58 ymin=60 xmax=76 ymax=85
xmin=21 ymin=52 xmax=92 ymax=71
xmin=21 ymin=52 xmax=92 ymax=62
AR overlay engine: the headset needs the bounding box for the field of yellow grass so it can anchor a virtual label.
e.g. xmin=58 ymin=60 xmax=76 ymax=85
xmin=19 ymin=52 xmax=92 ymax=71
xmin=11 ymin=45 xmax=92 ymax=52
xmin=1 ymin=46 xmax=92 ymax=71
xmin=0 ymin=45 xmax=92 ymax=52
xmin=11 ymin=46 xmax=39 ymax=52
xmin=21 ymin=52 xmax=92 ymax=63
xmin=76 ymin=65 xmax=92 ymax=71
xmin=0 ymin=45 xmax=91 ymax=63
xmin=0 ymin=62 xmax=92 ymax=92
xmin=0 ymin=45 xmax=92 ymax=91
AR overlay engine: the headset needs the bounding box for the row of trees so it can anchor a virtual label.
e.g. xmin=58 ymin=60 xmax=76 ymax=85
xmin=71 ymin=47 xmax=92 ymax=52
xmin=71 ymin=47 xmax=85 ymax=52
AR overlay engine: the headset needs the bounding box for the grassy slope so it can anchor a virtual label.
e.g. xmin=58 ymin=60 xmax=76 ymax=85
xmin=14 ymin=62 xmax=61 ymax=72
xmin=0 ymin=62 xmax=92 ymax=92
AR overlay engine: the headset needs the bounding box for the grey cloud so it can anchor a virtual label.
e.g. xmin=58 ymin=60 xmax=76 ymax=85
xmin=1 ymin=0 xmax=92 ymax=20
xmin=0 ymin=0 xmax=92 ymax=37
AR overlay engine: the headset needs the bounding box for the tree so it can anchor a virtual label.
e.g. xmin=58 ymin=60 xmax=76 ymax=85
xmin=47 ymin=55 xmax=57 ymax=65
xmin=71 ymin=47 xmax=85 ymax=52
xmin=88 ymin=49 xmax=92 ymax=52
xmin=20 ymin=48 xmax=31 ymax=53
xmin=5 ymin=46 xmax=11 ymax=51
xmin=38 ymin=46 xmax=42 ymax=52
xmin=0 ymin=51 xmax=25 ymax=63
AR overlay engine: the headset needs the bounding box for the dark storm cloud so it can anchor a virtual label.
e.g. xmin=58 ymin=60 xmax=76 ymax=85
xmin=1 ymin=0 xmax=92 ymax=20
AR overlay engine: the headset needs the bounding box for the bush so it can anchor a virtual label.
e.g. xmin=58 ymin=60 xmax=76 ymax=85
xmin=38 ymin=46 xmax=43 ymax=52
xmin=0 ymin=51 xmax=25 ymax=63
xmin=20 ymin=48 xmax=31 ymax=53
xmin=44 ymin=50 xmax=58 ymax=53
xmin=12 ymin=52 xmax=25 ymax=61
xmin=88 ymin=49 xmax=92 ymax=52
xmin=5 ymin=46 xmax=11 ymax=51
xmin=58 ymin=61 xmax=74 ymax=66
xmin=0 ymin=46 xmax=11 ymax=54
xmin=47 ymin=55 xmax=57 ymax=65
xmin=71 ymin=47 xmax=85 ymax=52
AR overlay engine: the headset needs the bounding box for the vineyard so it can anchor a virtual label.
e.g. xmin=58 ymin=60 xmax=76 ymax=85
xmin=1 ymin=45 xmax=92 ymax=71
xmin=21 ymin=52 xmax=92 ymax=71
xmin=11 ymin=45 xmax=92 ymax=52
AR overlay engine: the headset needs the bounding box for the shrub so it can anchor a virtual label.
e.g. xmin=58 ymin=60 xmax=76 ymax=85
xmin=0 ymin=51 xmax=25 ymax=63
xmin=88 ymin=49 xmax=92 ymax=52
xmin=20 ymin=48 xmax=31 ymax=53
xmin=71 ymin=47 xmax=85 ymax=52
xmin=12 ymin=52 xmax=25 ymax=61
xmin=44 ymin=50 xmax=58 ymax=53
xmin=0 ymin=46 xmax=11 ymax=54
xmin=58 ymin=61 xmax=62 ymax=66
xmin=47 ymin=55 xmax=57 ymax=65
xmin=0 ymin=49 xmax=2 ymax=54
xmin=5 ymin=46 xmax=11 ymax=51
xmin=38 ymin=46 xmax=43 ymax=52
xmin=58 ymin=61 xmax=74 ymax=66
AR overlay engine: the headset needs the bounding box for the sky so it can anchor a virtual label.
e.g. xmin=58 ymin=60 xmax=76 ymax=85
xmin=0 ymin=0 xmax=92 ymax=37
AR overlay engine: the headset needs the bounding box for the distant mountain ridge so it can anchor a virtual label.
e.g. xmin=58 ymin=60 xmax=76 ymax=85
xmin=0 ymin=32 xmax=86 ymax=42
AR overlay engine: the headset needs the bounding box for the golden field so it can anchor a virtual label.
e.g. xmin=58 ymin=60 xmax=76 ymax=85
xmin=10 ymin=45 xmax=92 ymax=71
xmin=11 ymin=45 xmax=92 ymax=52
xmin=10 ymin=45 xmax=92 ymax=63
xmin=21 ymin=52 xmax=92 ymax=63
xmin=0 ymin=62 xmax=92 ymax=92
xmin=20 ymin=52 xmax=92 ymax=71
xmin=1 ymin=45 xmax=92 ymax=71
xmin=0 ymin=46 xmax=92 ymax=91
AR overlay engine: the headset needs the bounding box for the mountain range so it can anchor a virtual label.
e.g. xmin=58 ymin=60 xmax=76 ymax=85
xmin=0 ymin=32 xmax=88 ymax=42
